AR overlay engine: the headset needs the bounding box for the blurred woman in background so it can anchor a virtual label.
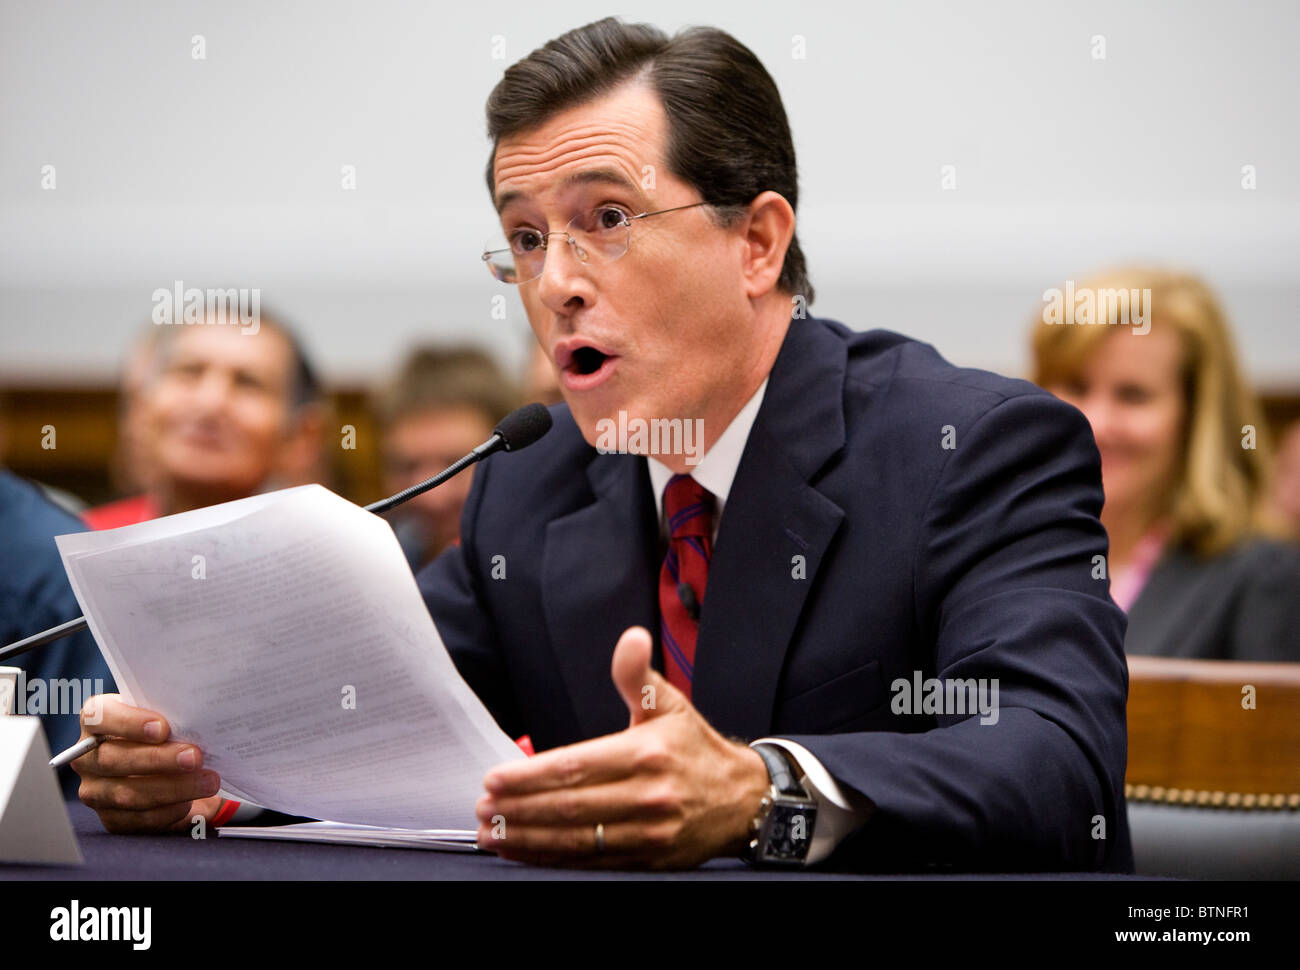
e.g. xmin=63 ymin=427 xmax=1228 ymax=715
xmin=1031 ymin=267 xmax=1300 ymax=661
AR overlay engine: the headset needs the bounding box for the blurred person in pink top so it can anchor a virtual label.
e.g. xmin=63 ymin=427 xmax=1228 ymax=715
xmin=1030 ymin=267 xmax=1300 ymax=661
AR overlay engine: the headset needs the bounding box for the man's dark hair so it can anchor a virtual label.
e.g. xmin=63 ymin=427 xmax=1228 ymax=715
xmin=484 ymin=17 xmax=813 ymax=304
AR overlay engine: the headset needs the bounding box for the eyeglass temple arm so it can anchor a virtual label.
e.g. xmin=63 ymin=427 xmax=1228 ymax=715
xmin=629 ymin=200 xmax=711 ymax=222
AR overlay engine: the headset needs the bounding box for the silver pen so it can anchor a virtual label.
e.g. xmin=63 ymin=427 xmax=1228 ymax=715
xmin=49 ymin=734 xmax=102 ymax=769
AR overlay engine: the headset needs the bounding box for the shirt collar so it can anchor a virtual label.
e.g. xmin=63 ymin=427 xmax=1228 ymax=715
xmin=646 ymin=377 xmax=769 ymax=529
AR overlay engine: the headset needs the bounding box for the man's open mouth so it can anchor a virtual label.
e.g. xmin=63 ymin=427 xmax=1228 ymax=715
xmin=555 ymin=340 xmax=619 ymax=391
xmin=570 ymin=346 xmax=609 ymax=376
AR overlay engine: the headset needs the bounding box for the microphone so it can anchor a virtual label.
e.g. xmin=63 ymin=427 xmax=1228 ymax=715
xmin=0 ymin=402 xmax=554 ymax=664
xmin=490 ymin=402 xmax=553 ymax=452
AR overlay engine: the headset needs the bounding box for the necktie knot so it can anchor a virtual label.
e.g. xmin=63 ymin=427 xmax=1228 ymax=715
xmin=663 ymin=474 xmax=715 ymax=540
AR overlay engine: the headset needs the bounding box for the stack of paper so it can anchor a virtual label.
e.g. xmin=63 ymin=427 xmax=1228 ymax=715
xmin=218 ymin=820 xmax=482 ymax=852
xmin=55 ymin=484 xmax=524 ymax=832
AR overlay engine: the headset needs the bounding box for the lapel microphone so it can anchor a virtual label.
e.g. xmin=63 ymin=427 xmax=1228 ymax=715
xmin=0 ymin=403 xmax=553 ymax=664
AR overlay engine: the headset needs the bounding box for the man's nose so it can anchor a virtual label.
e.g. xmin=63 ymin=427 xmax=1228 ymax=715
xmin=535 ymin=234 xmax=596 ymax=316
xmin=188 ymin=371 xmax=233 ymax=412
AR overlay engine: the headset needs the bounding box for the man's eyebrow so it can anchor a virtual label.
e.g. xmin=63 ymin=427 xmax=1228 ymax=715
xmin=494 ymin=168 xmax=644 ymax=214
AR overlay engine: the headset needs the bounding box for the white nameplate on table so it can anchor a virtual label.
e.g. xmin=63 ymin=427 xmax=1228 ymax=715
xmin=0 ymin=717 xmax=83 ymax=865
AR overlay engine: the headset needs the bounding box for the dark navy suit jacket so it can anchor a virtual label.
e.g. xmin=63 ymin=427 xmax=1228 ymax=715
xmin=417 ymin=315 xmax=1133 ymax=872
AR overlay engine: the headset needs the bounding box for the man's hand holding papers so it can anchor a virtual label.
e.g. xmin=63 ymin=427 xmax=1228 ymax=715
xmin=73 ymin=694 xmax=225 ymax=833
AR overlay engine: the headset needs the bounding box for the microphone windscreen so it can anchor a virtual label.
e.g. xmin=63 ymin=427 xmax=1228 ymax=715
xmin=494 ymin=403 xmax=553 ymax=452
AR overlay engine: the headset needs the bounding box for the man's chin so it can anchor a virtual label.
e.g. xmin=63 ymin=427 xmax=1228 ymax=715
xmin=572 ymin=403 xmax=685 ymax=460
xmin=163 ymin=468 xmax=261 ymax=501
xmin=565 ymin=397 xmax=616 ymax=443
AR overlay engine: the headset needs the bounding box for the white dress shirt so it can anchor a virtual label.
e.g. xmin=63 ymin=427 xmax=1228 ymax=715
xmin=645 ymin=379 xmax=874 ymax=866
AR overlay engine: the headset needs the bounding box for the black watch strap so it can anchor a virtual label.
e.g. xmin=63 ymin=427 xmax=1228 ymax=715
xmin=753 ymin=743 xmax=804 ymax=796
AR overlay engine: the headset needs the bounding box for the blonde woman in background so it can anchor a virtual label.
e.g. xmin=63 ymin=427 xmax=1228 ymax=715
xmin=1031 ymin=267 xmax=1300 ymax=661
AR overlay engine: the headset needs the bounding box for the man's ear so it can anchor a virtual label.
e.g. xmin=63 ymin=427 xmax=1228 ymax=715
xmin=737 ymin=190 xmax=796 ymax=300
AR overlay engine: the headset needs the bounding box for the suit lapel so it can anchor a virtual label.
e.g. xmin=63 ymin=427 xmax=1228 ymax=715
xmin=541 ymin=451 xmax=661 ymax=740
xmin=691 ymin=318 xmax=848 ymax=739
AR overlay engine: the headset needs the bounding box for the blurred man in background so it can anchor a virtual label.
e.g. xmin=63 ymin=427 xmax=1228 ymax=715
xmin=84 ymin=313 xmax=326 ymax=528
xmin=3 ymin=309 xmax=324 ymax=795
xmin=376 ymin=345 xmax=518 ymax=570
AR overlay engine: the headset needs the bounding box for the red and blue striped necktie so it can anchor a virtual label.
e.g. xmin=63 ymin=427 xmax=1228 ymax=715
xmin=658 ymin=474 xmax=715 ymax=701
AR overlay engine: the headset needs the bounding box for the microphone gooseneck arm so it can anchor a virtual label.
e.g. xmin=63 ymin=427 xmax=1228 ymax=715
xmin=362 ymin=448 xmax=484 ymax=517
xmin=0 ymin=616 xmax=91 ymax=664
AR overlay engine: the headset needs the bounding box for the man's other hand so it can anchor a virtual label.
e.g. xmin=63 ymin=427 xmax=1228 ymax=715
xmin=475 ymin=626 xmax=770 ymax=869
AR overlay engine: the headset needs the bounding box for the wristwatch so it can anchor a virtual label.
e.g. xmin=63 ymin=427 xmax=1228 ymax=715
xmin=743 ymin=743 xmax=819 ymax=866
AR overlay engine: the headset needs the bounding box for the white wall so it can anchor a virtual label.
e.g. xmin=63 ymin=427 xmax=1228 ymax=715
xmin=1 ymin=0 xmax=1296 ymax=386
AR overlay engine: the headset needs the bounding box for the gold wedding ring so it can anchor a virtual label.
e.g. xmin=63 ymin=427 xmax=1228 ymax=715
xmin=594 ymin=822 xmax=605 ymax=853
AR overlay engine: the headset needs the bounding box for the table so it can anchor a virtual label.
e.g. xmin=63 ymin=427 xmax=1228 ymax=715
xmin=3 ymin=798 xmax=1143 ymax=881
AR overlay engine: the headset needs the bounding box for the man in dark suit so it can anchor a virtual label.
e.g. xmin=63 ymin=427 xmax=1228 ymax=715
xmin=424 ymin=311 xmax=1132 ymax=872
xmin=428 ymin=18 xmax=1130 ymax=871
xmin=73 ymin=17 xmax=1130 ymax=872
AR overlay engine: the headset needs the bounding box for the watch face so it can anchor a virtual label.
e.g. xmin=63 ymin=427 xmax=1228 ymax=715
xmin=759 ymin=802 xmax=818 ymax=863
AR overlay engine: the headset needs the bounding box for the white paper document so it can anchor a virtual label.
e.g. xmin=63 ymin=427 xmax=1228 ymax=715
xmin=55 ymin=484 xmax=523 ymax=831
xmin=217 ymin=820 xmax=482 ymax=852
